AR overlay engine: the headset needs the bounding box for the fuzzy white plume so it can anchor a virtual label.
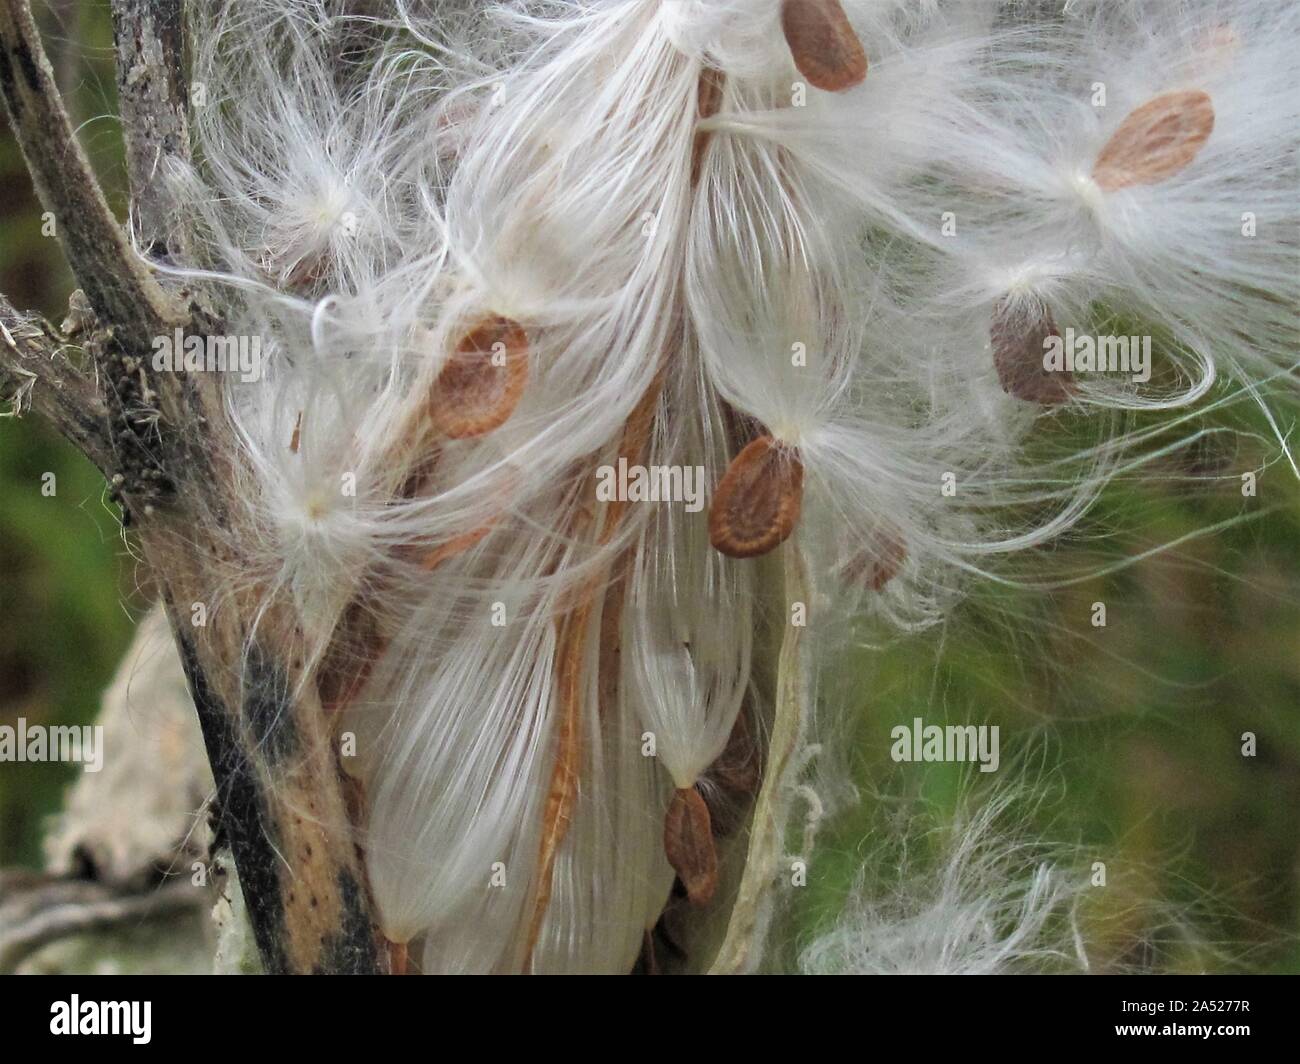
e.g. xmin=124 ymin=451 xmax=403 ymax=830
xmin=799 ymin=790 xmax=1094 ymax=975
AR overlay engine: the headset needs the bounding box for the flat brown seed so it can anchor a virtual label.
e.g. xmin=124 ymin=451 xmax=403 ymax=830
xmin=1092 ymin=90 xmax=1215 ymax=192
xmin=990 ymin=294 xmax=1074 ymax=405
xmin=781 ymin=0 xmax=868 ymax=93
xmin=839 ymin=528 xmax=908 ymax=592
xmin=709 ymin=435 xmax=805 ymax=558
xmin=664 ymin=787 xmax=718 ymax=907
xmin=318 ymin=601 xmax=389 ymax=716
xmin=430 ymin=317 xmax=529 ymax=439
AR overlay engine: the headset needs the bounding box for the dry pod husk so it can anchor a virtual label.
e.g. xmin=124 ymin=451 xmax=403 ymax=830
xmin=701 ymin=710 xmax=762 ymax=837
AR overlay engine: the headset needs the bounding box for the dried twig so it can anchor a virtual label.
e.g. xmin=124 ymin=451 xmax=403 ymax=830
xmin=0 ymin=292 xmax=112 ymax=474
xmin=0 ymin=872 xmax=203 ymax=973
xmin=111 ymin=0 xmax=191 ymax=260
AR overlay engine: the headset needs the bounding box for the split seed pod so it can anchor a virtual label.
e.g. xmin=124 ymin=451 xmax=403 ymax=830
xmin=1092 ymin=90 xmax=1215 ymax=192
xmin=701 ymin=710 xmax=762 ymax=837
xmin=990 ymin=294 xmax=1073 ymax=405
xmin=709 ymin=435 xmax=805 ymax=558
xmin=430 ymin=317 xmax=529 ymax=439
xmin=780 ymin=0 xmax=868 ymax=93
xmin=663 ymin=786 xmax=718 ymax=907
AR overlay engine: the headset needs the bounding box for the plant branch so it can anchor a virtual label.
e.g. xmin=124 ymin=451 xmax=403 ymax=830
xmin=111 ymin=0 xmax=191 ymax=261
xmin=0 ymin=872 xmax=202 ymax=973
xmin=0 ymin=0 xmax=215 ymax=516
xmin=0 ymin=0 xmax=180 ymax=352
xmin=156 ymin=585 xmax=384 ymax=975
xmin=0 ymin=293 xmax=112 ymax=475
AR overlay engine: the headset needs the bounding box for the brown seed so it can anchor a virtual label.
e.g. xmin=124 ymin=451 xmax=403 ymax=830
xmin=396 ymin=446 xmax=442 ymax=501
xmin=430 ymin=317 xmax=529 ymax=439
xmin=402 ymin=464 xmax=517 ymax=568
xmin=318 ymin=600 xmax=388 ymax=716
xmin=780 ymin=0 xmax=868 ymax=94
xmin=1092 ymin=90 xmax=1215 ymax=192
xmin=990 ymin=294 xmax=1073 ymax=405
xmin=664 ymin=787 xmax=719 ymax=907
xmin=286 ymin=256 xmax=326 ymax=290
xmin=289 ymin=411 xmax=303 ymax=454
xmin=839 ymin=527 xmax=908 ymax=592
xmin=709 ymin=435 xmax=805 ymax=558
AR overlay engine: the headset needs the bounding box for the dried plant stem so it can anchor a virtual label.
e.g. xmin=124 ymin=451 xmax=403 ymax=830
xmin=0 ymin=295 xmax=112 ymax=473
xmin=111 ymin=0 xmax=191 ymax=261
xmin=0 ymin=875 xmax=201 ymax=972
xmin=708 ymin=541 xmax=809 ymax=975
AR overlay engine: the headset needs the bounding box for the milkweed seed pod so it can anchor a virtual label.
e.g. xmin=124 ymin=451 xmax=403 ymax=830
xmin=162 ymin=0 xmax=1299 ymax=972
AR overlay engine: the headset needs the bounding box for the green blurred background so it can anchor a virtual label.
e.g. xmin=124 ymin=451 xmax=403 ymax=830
xmin=1 ymin=2 xmax=1296 ymax=973
xmin=0 ymin=1 xmax=139 ymax=875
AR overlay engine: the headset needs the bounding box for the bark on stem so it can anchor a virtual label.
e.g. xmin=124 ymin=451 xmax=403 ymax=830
xmin=111 ymin=0 xmax=191 ymax=260
xmin=156 ymin=577 xmax=382 ymax=974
